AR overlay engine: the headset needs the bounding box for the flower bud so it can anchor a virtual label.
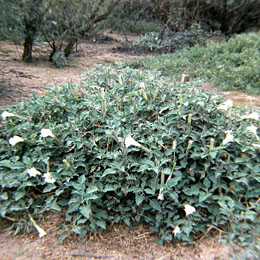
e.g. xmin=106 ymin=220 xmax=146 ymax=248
xmin=141 ymin=89 xmax=148 ymax=101
xmin=153 ymin=88 xmax=159 ymax=101
xmin=63 ymin=159 xmax=71 ymax=168
xmin=100 ymin=88 xmax=105 ymax=101
xmin=178 ymin=94 xmax=183 ymax=105
xmin=172 ymin=139 xmax=177 ymax=149
xmin=118 ymin=75 xmax=123 ymax=85
xmin=187 ymin=113 xmax=192 ymax=125
xmin=209 ymin=138 xmax=215 ymax=151
xmin=187 ymin=140 xmax=193 ymax=150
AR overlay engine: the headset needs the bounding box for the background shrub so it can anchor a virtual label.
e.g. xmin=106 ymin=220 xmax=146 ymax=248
xmin=133 ymin=24 xmax=213 ymax=53
xmin=0 ymin=66 xmax=259 ymax=246
xmin=128 ymin=32 xmax=260 ymax=95
xmin=105 ymin=0 xmax=162 ymax=34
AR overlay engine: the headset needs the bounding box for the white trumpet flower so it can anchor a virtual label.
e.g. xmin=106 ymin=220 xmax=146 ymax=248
xmin=28 ymin=167 xmax=42 ymax=177
xmin=41 ymin=128 xmax=55 ymax=138
xmin=246 ymin=125 xmax=259 ymax=140
xmin=43 ymin=172 xmax=56 ymax=184
xmin=1 ymin=111 xmax=17 ymax=120
xmin=222 ymin=130 xmax=234 ymax=145
xmin=9 ymin=136 xmax=24 ymax=146
xmin=29 ymin=214 xmax=47 ymax=238
xmin=241 ymin=112 xmax=259 ymax=121
xmin=173 ymin=225 xmax=182 ymax=237
xmin=125 ymin=136 xmax=141 ymax=148
xmin=184 ymin=204 xmax=196 ymax=216
xmin=217 ymin=99 xmax=233 ymax=111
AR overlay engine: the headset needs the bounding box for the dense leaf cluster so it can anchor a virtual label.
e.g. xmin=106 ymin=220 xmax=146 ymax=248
xmin=133 ymin=25 xmax=213 ymax=53
xmin=0 ymin=66 xmax=259 ymax=244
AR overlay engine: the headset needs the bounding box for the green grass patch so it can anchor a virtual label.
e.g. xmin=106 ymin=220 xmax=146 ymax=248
xmin=127 ymin=32 xmax=260 ymax=95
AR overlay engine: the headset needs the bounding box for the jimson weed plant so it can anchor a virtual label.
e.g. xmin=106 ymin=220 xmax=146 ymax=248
xmin=0 ymin=65 xmax=259 ymax=246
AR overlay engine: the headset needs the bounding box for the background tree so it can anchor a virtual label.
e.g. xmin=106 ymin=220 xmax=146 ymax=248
xmin=0 ymin=0 xmax=120 ymax=62
xmin=145 ymin=0 xmax=260 ymax=35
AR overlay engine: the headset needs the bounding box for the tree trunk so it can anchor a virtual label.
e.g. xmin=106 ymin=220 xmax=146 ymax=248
xmin=219 ymin=0 xmax=229 ymax=35
xmin=63 ymin=39 xmax=76 ymax=58
xmin=22 ymin=20 xmax=36 ymax=62
xmin=22 ymin=35 xmax=34 ymax=62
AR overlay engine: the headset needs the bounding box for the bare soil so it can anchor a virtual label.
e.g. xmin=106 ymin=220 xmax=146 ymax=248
xmin=0 ymin=211 xmax=233 ymax=260
xmin=0 ymin=33 xmax=258 ymax=260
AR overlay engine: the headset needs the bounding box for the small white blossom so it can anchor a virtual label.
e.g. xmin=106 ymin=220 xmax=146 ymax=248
xmin=187 ymin=140 xmax=193 ymax=150
xmin=222 ymin=130 xmax=234 ymax=145
xmin=37 ymin=225 xmax=47 ymax=238
xmin=173 ymin=225 xmax=181 ymax=237
xmin=140 ymin=82 xmax=145 ymax=89
xmin=41 ymin=128 xmax=55 ymax=138
xmin=184 ymin=204 xmax=196 ymax=216
xmin=28 ymin=213 xmax=47 ymax=238
xmin=217 ymin=99 xmax=233 ymax=111
xmin=241 ymin=112 xmax=259 ymax=121
xmin=28 ymin=167 xmax=42 ymax=177
xmin=9 ymin=136 xmax=24 ymax=146
xmin=157 ymin=192 xmax=164 ymax=201
xmin=1 ymin=111 xmax=17 ymax=120
xmin=246 ymin=125 xmax=259 ymax=140
xmin=43 ymin=172 xmax=56 ymax=184
xmin=125 ymin=136 xmax=141 ymax=148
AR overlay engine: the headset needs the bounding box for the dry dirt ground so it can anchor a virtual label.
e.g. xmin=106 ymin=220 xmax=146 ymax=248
xmin=0 ymin=34 xmax=259 ymax=260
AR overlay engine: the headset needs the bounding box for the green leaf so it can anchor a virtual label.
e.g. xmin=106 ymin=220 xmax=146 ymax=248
xmin=150 ymin=199 xmax=161 ymax=212
xmin=0 ymin=160 xmax=11 ymax=167
xmin=67 ymin=203 xmax=80 ymax=214
xmin=103 ymin=184 xmax=115 ymax=192
xmin=101 ymin=168 xmax=116 ymax=179
xmin=123 ymin=217 xmax=131 ymax=227
xmin=168 ymin=191 xmax=178 ymax=202
xmin=144 ymin=188 xmax=155 ymax=195
xmin=43 ymin=184 xmax=56 ymax=193
xmin=86 ymin=186 xmax=99 ymax=194
xmin=59 ymin=232 xmax=67 ymax=244
xmin=136 ymin=194 xmax=144 ymax=206
xmin=78 ymin=175 xmax=86 ymax=184
xmin=0 ymin=192 xmax=8 ymax=200
xmin=55 ymin=188 xmax=64 ymax=196
xmin=49 ymin=200 xmax=61 ymax=211
xmin=128 ymin=186 xmax=142 ymax=193
xmin=203 ymin=178 xmax=211 ymax=188
xmin=72 ymin=226 xmax=87 ymax=238
xmin=183 ymin=186 xmax=200 ymax=196
xmin=199 ymin=192 xmax=212 ymax=202
xmin=96 ymin=219 xmax=106 ymax=230
xmin=167 ymin=176 xmax=182 ymax=187
xmin=80 ymin=205 xmax=91 ymax=219
xmin=70 ymin=182 xmax=83 ymax=191
xmin=13 ymin=191 xmax=25 ymax=201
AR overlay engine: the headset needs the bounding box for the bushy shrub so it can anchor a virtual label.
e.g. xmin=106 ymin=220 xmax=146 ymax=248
xmin=51 ymin=51 xmax=67 ymax=68
xmin=129 ymin=32 xmax=260 ymax=95
xmin=133 ymin=25 xmax=212 ymax=53
xmin=105 ymin=0 xmax=162 ymax=34
xmin=0 ymin=66 xmax=259 ymax=245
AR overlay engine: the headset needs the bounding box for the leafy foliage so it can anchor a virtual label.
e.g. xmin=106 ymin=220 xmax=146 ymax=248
xmin=129 ymin=32 xmax=260 ymax=95
xmin=105 ymin=0 xmax=162 ymax=34
xmin=144 ymin=0 xmax=260 ymax=35
xmin=133 ymin=24 xmax=213 ymax=53
xmin=0 ymin=66 xmax=259 ymax=246
xmin=51 ymin=51 xmax=66 ymax=68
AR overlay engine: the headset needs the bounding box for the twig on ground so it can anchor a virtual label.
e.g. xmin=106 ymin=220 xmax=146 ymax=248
xmin=71 ymin=253 xmax=115 ymax=258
